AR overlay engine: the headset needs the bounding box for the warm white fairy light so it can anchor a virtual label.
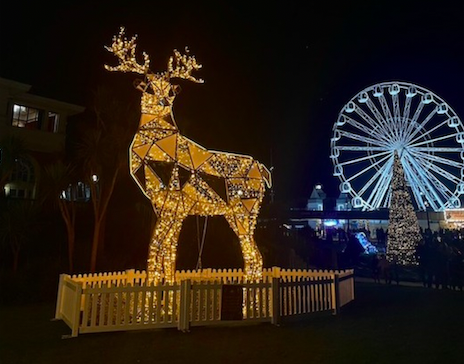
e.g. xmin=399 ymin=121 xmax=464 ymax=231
xmin=105 ymin=28 xmax=271 ymax=284
xmin=387 ymin=153 xmax=422 ymax=265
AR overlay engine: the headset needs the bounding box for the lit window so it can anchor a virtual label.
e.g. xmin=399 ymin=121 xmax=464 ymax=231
xmin=12 ymin=104 xmax=42 ymax=130
xmin=6 ymin=158 xmax=35 ymax=199
xmin=61 ymin=181 xmax=91 ymax=202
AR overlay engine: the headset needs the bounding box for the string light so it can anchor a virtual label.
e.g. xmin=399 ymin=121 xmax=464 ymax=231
xmin=105 ymin=28 xmax=271 ymax=284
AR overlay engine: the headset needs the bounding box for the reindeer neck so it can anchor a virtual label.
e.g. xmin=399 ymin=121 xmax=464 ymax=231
xmin=138 ymin=108 xmax=179 ymax=135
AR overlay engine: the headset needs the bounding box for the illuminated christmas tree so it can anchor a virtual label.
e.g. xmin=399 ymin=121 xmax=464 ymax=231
xmin=387 ymin=152 xmax=422 ymax=265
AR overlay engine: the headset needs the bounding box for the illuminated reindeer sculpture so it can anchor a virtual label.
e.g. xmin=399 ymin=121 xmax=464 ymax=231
xmin=105 ymin=28 xmax=272 ymax=284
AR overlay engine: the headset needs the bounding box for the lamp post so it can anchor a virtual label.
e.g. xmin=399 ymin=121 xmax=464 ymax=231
xmin=424 ymin=201 xmax=431 ymax=231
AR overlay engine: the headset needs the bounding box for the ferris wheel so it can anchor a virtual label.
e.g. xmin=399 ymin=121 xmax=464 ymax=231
xmin=330 ymin=81 xmax=464 ymax=212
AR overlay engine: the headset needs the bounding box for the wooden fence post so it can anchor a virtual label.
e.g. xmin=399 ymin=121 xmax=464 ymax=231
xmin=178 ymin=279 xmax=191 ymax=332
xmin=54 ymin=274 xmax=65 ymax=320
xmin=332 ymin=274 xmax=340 ymax=315
xmin=125 ymin=269 xmax=136 ymax=286
xmin=272 ymin=266 xmax=281 ymax=279
xmin=70 ymin=281 xmax=83 ymax=338
xmin=271 ymin=277 xmax=281 ymax=326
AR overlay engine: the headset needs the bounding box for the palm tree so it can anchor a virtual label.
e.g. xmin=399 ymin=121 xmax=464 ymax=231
xmin=72 ymin=86 xmax=137 ymax=272
xmin=40 ymin=161 xmax=80 ymax=272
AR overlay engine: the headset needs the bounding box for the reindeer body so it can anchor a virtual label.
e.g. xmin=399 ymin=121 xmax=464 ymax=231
xmin=106 ymin=28 xmax=271 ymax=283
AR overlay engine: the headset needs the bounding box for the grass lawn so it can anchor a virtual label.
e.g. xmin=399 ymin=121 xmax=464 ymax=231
xmin=1 ymin=282 xmax=463 ymax=364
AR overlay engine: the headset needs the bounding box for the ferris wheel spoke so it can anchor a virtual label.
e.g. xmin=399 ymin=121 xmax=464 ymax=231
xmin=401 ymin=96 xmax=412 ymax=141
xmin=337 ymin=146 xmax=389 ymax=152
xmin=352 ymin=106 xmax=394 ymax=143
xmin=407 ymin=119 xmax=449 ymax=145
xmin=339 ymin=130 xmax=390 ymax=147
xmin=364 ymin=159 xmax=393 ymax=209
xmin=343 ymin=114 xmax=392 ymax=143
xmin=403 ymin=102 xmax=425 ymax=139
xmin=366 ymin=99 xmax=397 ymax=140
xmin=412 ymin=154 xmax=461 ymax=184
xmin=412 ymin=155 xmax=459 ymax=190
xmin=412 ymin=147 xmax=463 ymax=152
xmin=421 ymin=169 xmax=455 ymax=203
xmin=384 ymin=190 xmax=392 ymax=208
xmin=409 ymin=150 xmax=463 ymax=170
xmin=345 ymin=154 xmax=392 ymax=183
xmin=339 ymin=150 xmax=392 ymax=166
xmin=409 ymin=133 xmax=456 ymax=147
xmin=392 ymin=94 xmax=401 ymax=120
xmin=378 ymin=94 xmax=398 ymax=139
xmin=358 ymin=156 xmax=392 ymax=196
xmin=391 ymin=93 xmax=403 ymax=141
xmin=402 ymin=159 xmax=440 ymax=211
xmin=405 ymin=156 xmax=450 ymax=209
xmin=405 ymin=108 xmax=438 ymax=144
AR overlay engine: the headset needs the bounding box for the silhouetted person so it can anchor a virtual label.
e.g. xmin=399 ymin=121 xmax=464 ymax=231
xmin=390 ymin=256 xmax=400 ymax=285
xmin=449 ymin=248 xmax=463 ymax=291
xmin=378 ymin=254 xmax=390 ymax=284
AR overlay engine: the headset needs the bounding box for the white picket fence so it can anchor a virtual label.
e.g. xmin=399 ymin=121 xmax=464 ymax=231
xmin=54 ymin=267 xmax=354 ymax=337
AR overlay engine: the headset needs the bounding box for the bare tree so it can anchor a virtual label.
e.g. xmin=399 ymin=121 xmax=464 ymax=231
xmin=40 ymin=161 xmax=80 ymax=273
xmin=73 ymin=86 xmax=137 ymax=272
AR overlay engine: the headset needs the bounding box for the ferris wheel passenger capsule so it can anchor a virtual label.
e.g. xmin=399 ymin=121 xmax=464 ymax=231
xmin=389 ymin=83 xmax=400 ymax=95
xmin=333 ymin=165 xmax=343 ymax=176
xmin=373 ymin=86 xmax=383 ymax=97
xmin=406 ymin=86 xmax=417 ymax=97
xmin=352 ymin=197 xmax=364 ymax=208
xmin=357 ymin=92 xmax=369 ymax=103
xmin=450 ymin=197 xmax=461 ymax=208
xmin=456 ymin=132 xmax=464 ymax=143
xmin=437 ymin=103 xmax=448 ymax=115
xmin=457 ymin=182 xmax=464 ymax=195
xmin=336 ymin=115 xmax=346 ymax=126
xmin=448 ymin=116 xmax=460 ymax=128
xmin=345 ymin=102 xmax=356 ymax=113
xmin=331 ymin=130 xmax=341 ymax=141
xmin=340 ymin=181 xmax=351 ymax=193
xmin=421 ymin=93 xmax=433 ymax=104
xmin=330 ymin=148 xmax=340 ymax=158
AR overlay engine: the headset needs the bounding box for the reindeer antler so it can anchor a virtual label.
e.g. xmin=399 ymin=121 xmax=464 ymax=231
xmin=104 ymin=27 xmax=150 ymax=74
xmin=167 ymin=47 xmax=204 ymax=83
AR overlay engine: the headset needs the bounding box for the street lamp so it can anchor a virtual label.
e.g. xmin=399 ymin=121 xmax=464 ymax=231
xmin=424 ymin=201 xmax=431 ymax=231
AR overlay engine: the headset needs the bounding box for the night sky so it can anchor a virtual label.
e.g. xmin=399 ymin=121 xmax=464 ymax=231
xmin=2 ymin=1 xmax=463 ymax=206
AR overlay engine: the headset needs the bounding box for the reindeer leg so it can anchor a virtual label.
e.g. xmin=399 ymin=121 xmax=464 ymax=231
xmin=225 ymin=213 xmax=263 ymax=281
xmin=147 ymin=207 xmax=187 ymax=285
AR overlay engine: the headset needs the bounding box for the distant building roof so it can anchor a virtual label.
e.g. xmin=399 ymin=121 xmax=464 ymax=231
xmin=309 ymin=184 xmax=326 ymax=200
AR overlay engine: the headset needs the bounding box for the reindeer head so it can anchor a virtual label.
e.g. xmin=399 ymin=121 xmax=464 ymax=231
xmin=105 ymin=27 xmax=203 ymax=118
